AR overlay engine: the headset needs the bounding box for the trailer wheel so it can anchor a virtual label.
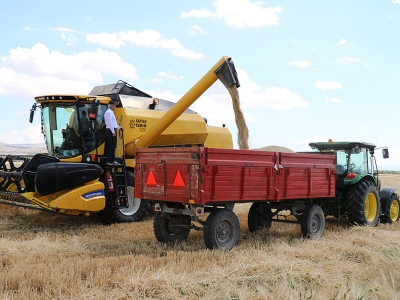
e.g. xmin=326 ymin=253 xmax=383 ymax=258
xmin=113 ymin=172 xmax=150 ymax=223
xmin=346 ymin=180 xmax=380 ymax=226
xmin=301 ymin=204 xmax=325 ymax=239
xmin=204 ymin=209 xmax=240 ymax=250
xmin=153 ymin=212 xmax=191 ymax=243
xmin=247 ymin=202 xmax=272 ymax=232
xmin=380 ymin=193 xmax=400 ymax=224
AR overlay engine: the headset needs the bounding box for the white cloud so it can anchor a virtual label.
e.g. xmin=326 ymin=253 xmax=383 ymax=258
xmin=86 ymin=29 xmax=204 ymax=60
xmin=61 ymin=33 xmax=78 ymax=44
xmin=0 ymin=125 xmax=45 ymax=144
xmin=188 ymin=25 xmax=207 ymax=35
xmin=158 ymin=71 xmax=184 ymax=81
xmin=288 ymin=60 xmax=310 ymax=68
xmin=54 ymin=27 xmax=84 ymax=34
xmin=0 ymin=43 xmax=138 ymax=98
xmin=334 ymin=57 xmax=369 ymax=69
xmin=392 ymin=0 xmax=400 ymax=4
xmin=336 ymin=39 xmax=347 ymax=46
xmin=315 ymin=81 xmax=343 ymax=90
xmin=194 ymin=67 xmax=308 ymax=123
xmin=291 ymin=38 xmax=295 ymax=44
xmin=23 ymin=27 xmax=41 ymax=31
xmin=181 ymin=0 xmax=283 ymax=28
xmin=327 ymin=97 xmax=341 ymax=103
xmin=181 ymin=8 xmax=218 ymax=19
xmin=335 ymin=57 xmax=361 ymax=65
xmin=144 ymin=67 xmax=308 ymax=128
xmin=86 ymin=32 xmax=126 ymax=48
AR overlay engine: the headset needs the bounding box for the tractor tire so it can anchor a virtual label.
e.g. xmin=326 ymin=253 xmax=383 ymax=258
xmin=153 ymin=212 xmax=191 ymax=243
xmin=300 ymin=204 xmax=325 ymax=239
xmin=247 ymin=202 xmax=272 ymax=232
xmin=204 ymin=209 xmax=240 ymax=250
xmin=346 ymin=180 xmax=380 ymax=226
xmin=113 ymin=171 xmax=150 ymax=223
xmin=380 ymin=193 xmax=400 ymax=224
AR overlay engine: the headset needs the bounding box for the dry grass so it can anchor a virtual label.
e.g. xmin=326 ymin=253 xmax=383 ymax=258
xmin=1 ymin=176 xmax=400 ymax=299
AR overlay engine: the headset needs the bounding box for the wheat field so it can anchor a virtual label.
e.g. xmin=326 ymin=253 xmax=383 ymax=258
xmin=0 ymin=175 xmax=400 ymax=299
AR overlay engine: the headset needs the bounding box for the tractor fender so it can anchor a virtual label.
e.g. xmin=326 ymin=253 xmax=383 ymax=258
xmin=379 ymin=188 xmax=397 ymax=211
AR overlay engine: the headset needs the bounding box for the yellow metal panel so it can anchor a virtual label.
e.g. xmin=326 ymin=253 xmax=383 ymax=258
xmin=123 ymin=109 xmax=209 ymax=157
xmin=204 ymin=126 xmax=234 ymax=149
xmin=48 ymin=181 xmax=105 ymax=212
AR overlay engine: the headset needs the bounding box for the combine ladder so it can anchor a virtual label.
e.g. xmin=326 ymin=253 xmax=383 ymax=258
xmin=108 ymin=163 xmax=129 ymax=209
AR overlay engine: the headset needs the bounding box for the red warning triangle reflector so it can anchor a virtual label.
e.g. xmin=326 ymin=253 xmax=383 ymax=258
xmin=146 ymin=170 xmax=157 ymax=186
xmin=173 ymin=170 xmax=185 ymax=187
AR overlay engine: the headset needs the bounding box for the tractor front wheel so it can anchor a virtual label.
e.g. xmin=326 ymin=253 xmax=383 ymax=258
xmin=380 ymin=193 xmax=400 ymax=224
xmin=346 ymin=180 xmax=380 ymax=226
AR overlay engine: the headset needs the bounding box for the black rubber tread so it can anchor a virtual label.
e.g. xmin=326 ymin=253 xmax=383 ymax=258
xmin=300 ymin=204 xmax=325 ymax=239
xmin=113 ymin=171 xmax=150 ymax=223
xmin=153 ymin=212 xmax=190 ymax=243
xmin=380 ymin=193 xmax=400 ymax=224
xmin=247 ymin=202 xmax=272 ymax=232
xmin=346 ymin=180 xmax=380 ymax=226
xmin=204 ymin=209 xmax=240 ymax=250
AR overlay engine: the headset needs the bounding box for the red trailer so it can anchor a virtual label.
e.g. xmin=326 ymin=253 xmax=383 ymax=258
xmin=135 ymin=147 xmax=336 ymax=250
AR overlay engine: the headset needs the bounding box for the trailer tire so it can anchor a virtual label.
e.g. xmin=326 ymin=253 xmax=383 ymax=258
xmin=204 ymin=209 xmax=240 ymax=250
xmin=113 ymin=172 xmax=150 ymax=223
xmin=346 ymin=180 xmax=380 ymax=226
xmin=247 ymin=202 xmax=272 ymax=232
xmin=301 ymin=204 xmax=325 ymax=239
xmin=153 ymin=212 xmax=191 ymax=243
xmin=380 ymin=193 xmax=400 ymax=224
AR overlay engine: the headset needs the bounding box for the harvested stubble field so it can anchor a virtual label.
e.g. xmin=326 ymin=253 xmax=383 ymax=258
xmin=1 ymin=175 xmax=400 ymax=299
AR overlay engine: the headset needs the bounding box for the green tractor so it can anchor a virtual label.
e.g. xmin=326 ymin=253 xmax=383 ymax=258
xmin=309 ymin=141 xmax=399 ymax=225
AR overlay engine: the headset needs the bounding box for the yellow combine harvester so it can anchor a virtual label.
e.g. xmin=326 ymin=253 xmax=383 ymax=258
xmin=0 ymin=56 xmax=239 ymax=223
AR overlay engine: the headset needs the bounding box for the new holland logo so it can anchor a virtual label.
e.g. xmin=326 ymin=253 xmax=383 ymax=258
xmin=83 ymin=190 xmax=104 ymax=199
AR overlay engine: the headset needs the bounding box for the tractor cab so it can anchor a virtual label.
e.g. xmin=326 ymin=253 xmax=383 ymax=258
xmin=309 ymin=141 xmax=389 ymax=190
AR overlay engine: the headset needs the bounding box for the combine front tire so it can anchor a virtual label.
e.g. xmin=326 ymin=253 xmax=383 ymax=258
xmin=113 ymin=172 xmax=149 ymax=223
xmin=247 ymin=202 xmax=272 ymax=232
xmin=204 ymin=209 xmax=240 ymax=250
xmin=380 ymin=193 xmax=400 ymax=224
xmin=153 ymin=212 xmax=191 ymax=243
xmin=300 ymin=204 xmax=325 ymax=239
xmin=346 ymin=180 xmax=380 ymax=226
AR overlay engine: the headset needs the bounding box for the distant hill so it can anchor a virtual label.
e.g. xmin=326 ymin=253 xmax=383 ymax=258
xmin=0 ymin=142 xmax=47 ymax=155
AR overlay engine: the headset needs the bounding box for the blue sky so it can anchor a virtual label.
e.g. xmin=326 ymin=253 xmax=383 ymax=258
xmin=1 ymin=0 xmax=400 ymax=167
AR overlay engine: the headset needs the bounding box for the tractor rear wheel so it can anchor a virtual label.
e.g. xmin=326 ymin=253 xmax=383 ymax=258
xmin=300 ymin=204 xmax=325 ymax=239
xmin=247 ymin=202 xmax=272 ymax=232
xmin=153 ymin=212 xmax=191 ymax=243
xmin=380 ymin=193 xmax=400 ymax=224
xmin=346 ymin=180 xmax=380 ymax=226
xmin=204 ymin=209 xmax=240 ymax=250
